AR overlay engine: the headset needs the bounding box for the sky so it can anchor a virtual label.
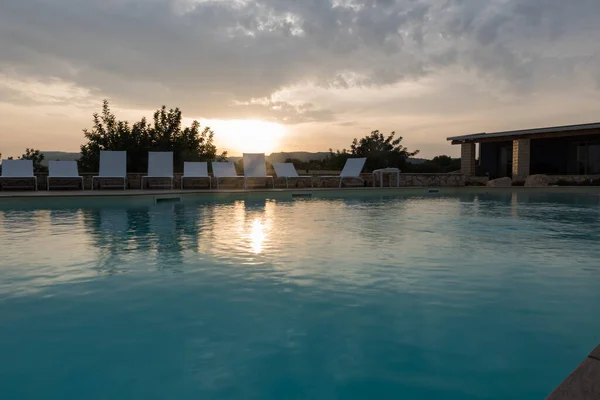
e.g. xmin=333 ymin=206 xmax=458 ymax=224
xmin=1 ymin=0 xmax=600 ymax=159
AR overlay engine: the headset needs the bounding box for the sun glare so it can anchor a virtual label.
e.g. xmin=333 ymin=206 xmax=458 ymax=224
xmin=204 ymin=119 xmax=286 ymax=154
xmin=250 ymin=218 xmax=265 ymax=254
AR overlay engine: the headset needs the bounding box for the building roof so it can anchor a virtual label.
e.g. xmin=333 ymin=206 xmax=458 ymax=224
xmin=447 ymin=122 xmax=600 ymax=143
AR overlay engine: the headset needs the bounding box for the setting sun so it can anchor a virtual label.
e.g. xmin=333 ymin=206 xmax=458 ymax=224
xmin=203 ymin=119 xmax=286 ymax=154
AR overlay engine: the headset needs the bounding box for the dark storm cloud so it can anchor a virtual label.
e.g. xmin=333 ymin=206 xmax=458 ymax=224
xmin=1 ymin=0 xmax=599 ymax=122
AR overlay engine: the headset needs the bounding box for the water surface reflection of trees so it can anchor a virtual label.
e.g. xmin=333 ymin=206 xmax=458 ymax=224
xmin=83 ymin=204 xmax=209 ymax=274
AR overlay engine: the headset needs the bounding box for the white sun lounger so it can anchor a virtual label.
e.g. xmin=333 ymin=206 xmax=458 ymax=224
xmin=48 ymin=161 xmax=84 ymax=190
xmin=321 ymin=157 xmax=367 ymax=187
xmin=92 ymin=151 xmax=127 ymax=190
xmin=243 ymin=153 xmax=274 ymax=190
xmin=181 ymin=162 xmax=211 ymax=189
xmin=273 ymin=162 xmax=313 ymax=188
xmin=142 ymin=152 xmax=173 ymax=189
xmin=0 ymin=159 xmax=37 ymax=190
xmin=212 ymin=162 xmax=244 ymax=190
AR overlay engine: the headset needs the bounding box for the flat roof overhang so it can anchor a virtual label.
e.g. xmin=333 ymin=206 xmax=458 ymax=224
xmin=447 ymin=122 xmax=600 ymax=145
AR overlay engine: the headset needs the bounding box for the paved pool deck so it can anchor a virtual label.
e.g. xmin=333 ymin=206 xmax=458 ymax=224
xmin=546 ymin=345 xmax=600 ymax=399
xmin=0 ymin=185 xmax=599 ymax=209
xmin=1 ymin=185 xmax=600 ymax=197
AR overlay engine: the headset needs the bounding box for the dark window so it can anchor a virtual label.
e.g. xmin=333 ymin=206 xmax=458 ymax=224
xmin=572 ymin=142 xmax=600 ymax=174
xmin=498 ymin=144 xmax=513 ymax=178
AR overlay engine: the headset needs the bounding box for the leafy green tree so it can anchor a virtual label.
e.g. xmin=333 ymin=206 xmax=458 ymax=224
xmin=20 ymin=148 xmax=47 ymax=172
xmin=79 ymin=100 xmax=227 ymax=173
xmin=349 ymin=130 xmax=419 ymax=171
xmin=430 ymin=155 xmax=460 ymax=172
xmin=326 ymin=130 xmax=419 ymax=172
xmin=406 ymin=155 xmax=461 ymax=173
xmin=284 ymin=158 xmax=310 ymax=171
xmin=234 ymin=159 xmax=244 ymax=174
xmin=320 ymin=148 xmax=350 ymax=171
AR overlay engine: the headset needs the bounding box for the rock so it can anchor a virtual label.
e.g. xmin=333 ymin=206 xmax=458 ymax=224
xmin=525 ymin=174 xmax=550 ymax=187
xmin=486 ymin=177 xmax=512 ymax=187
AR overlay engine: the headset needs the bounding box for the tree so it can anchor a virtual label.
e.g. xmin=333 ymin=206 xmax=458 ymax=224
xmin=20 ymin=148 xmax=47 ymax=172
xmin=79 ymin=100 xmax=227 ymax=173
xmin=328 ymin=130 xmax=419 ymax=172
xmin=321 ymin=148 xmax=350 ymax=171
xmin=405 ymin=155 xmax=461 ymax=173
xmin=430 ymin=155 xmax=460 ymax=172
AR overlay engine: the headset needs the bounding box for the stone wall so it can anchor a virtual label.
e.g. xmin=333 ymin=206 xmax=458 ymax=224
xmin=1 ymin=172 xmax=468 ymax=190
xmin=512 ymin=139 xmax=531 ymax=180
xmin=461 ymin=143 xmax=476 ymax=176
xmin=465 ymin=176 xmax=490 ymax=186
xmin=397 ymin=173 xmax=465 ymax=187
xmin=545 ymin=175 xmax=600 ymax=185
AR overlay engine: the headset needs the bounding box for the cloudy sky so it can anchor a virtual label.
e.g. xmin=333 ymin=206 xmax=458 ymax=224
xmin=1 ymin=0 xmax=600 ymax=158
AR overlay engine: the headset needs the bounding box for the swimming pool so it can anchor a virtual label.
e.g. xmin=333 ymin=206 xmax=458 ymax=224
xmin=1 ymin=191 xmax=599 ymax=399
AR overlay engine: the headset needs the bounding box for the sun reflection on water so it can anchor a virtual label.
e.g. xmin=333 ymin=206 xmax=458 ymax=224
xmin=250 ymin=218 xmax=265 ymax=254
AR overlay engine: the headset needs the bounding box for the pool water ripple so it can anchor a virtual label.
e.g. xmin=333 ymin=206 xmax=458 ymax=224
xmin=1 ymin=193 xmax=600 ymax=399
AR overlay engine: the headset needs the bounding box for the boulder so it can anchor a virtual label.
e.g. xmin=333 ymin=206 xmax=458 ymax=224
xmin=525 ymin=174 xmax=550 ymax=187
xmin=486 ymin=177 xmax=512 ymax=187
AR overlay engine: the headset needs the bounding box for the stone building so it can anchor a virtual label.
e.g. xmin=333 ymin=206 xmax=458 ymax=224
xmin=447 ymin=122 xmax=600 ymax=181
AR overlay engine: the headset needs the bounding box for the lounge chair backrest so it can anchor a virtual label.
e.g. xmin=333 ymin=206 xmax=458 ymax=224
xmin=1 ymin=159 xmax=34 ymax=177
xmin=183 ymin=162 xmax=208 ymax=177
xmin=49 ymin=161 xmax=80 ymax=177
xmin=148 ymin=152 xmax=173 ymax=177
xmin=273 ymin=163 xmax=299 ymax=178
xmin=99 ymin=151 xmax=126 ymax=177
xmin=212 ymin=162 xmax=238 ymax=178
xmin=340 ymin=157 xmax=366 ymax=177
xmin=243 ymin=153 xmax=268 ymax=177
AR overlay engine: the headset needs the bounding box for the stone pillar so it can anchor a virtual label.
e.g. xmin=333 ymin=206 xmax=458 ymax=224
xmin=512 ymin=139 xmax=530 ymax=180
xmin=460 ymin=143 xmax=476 ymax=176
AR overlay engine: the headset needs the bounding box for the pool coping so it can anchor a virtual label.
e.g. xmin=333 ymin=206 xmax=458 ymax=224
xmin=1 ymin=186 xmax=599 ymax=208
xmin=546 ymin=345 xmax=600 ymax=399
xmin=1 ymin=185 xmax=600 ymax=198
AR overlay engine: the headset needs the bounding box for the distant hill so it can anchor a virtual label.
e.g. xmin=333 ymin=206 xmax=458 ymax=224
xmin=268 ymin=152 xmax=330 ymax=163
xmin=38 ymin=151 xmax=431 ymax=166
xmin=40 ymin=151 xmax=80 ymax=166
xmin=406 ymin=157 xmax=428 ymax=164
xmin=230 ymin=152 xmax=430 ymax=164
xmin=228 ymin=152 xmax=327 ymax=163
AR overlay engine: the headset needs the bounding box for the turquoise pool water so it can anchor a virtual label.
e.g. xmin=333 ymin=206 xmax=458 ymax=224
xmin=1 ymin=192 xmax=600 ymax=399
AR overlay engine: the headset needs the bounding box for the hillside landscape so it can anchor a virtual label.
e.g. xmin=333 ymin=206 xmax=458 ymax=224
xmin=40 ymin=151 xmax=429 ymax=165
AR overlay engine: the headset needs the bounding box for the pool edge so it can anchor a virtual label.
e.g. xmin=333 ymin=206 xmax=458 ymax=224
xmin=1 ymin=186 xmax=600 ymax=208
xmin=546 ymin=344 xmax=600 ymax=399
